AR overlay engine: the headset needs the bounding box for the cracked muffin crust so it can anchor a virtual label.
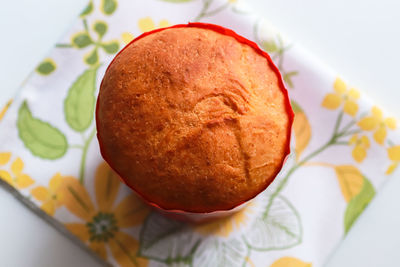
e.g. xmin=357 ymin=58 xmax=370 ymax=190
xmin=96 ymin=23 xmax=293 ymax=213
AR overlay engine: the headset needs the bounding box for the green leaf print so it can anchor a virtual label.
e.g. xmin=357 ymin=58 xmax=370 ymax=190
xmin=283 ymin=71 xmax=298 ymax=89
xmin=138 ymin=212 xmax=201 ymax=264
xmin=57 ymin=19 xmax=119 ymax=66
xmin=93 ymin=21 xmax=108 ymax=38
xmin=64 ymin=66 xmax=99 ymax=132
xmin=193 ymin=238 xmax=247 ymax=267
xmin=291 ymin=100 xmax=302 ymax=113
xmin=244 ymin=195 xmax=302 ymax=251
xmin=101 ymin=41 xmax=119 ymax=54
xmin=101 ymin=0 xmax=117 ymax=15
xmin=17 ymin=101 xmax=68 ymax=159
xmin=36 ymin=59 xmax=56 ymax=75
xmin=261 ymin=40 xmax=278 ymax=53
xmin=71 ymin=32 xmax=93 ymax=48
xmin=84 ymin=48 xmax=99 ymax=65
xmin=80 ymin=1 xmax=93 ymax=18
xmin=193 ymin=0 xmax=232 ymax=21
xmin=344 ymin=177 xmax=375 ymax=233
xmin=254 ymin=20 xmax=298 ymax=89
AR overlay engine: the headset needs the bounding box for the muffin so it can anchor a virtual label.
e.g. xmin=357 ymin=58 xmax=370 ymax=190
xmin=96 ymin=23 xmax=293 ymax=213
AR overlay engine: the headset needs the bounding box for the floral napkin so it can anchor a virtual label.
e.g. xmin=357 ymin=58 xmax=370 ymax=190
xmin=0 ymin=0 xmax=399 ymax=266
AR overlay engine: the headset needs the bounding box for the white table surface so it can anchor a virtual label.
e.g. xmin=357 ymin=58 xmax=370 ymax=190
xmin=1 ymin=0 xmax=400 ymax=266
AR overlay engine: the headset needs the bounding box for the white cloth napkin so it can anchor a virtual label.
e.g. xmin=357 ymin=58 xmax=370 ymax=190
xmin=0 ymin=0 xmax=399 ymax=266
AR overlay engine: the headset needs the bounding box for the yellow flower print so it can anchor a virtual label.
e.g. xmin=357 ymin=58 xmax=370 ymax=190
xmin=386 ymin=145 xmax=400 ymax=174
xmin=61 ymin=162 xmax=149 ymax=266
xmin=0 ymin=152 xmax=11 ymax=165
xmin=0 ymin=157 xmax=34 ymax=189
xmin=349 ymin=134 xmax=370 ymax=163
xmin=124 ymin=17 xmax=170 ymax=45
xmin=322 ymin=77 xmax=360 ymax=116
xmin=121 ymin=32 xmax=134 ymax=44
xmin=31 ymin=173 xmax=65 ymax=215
xmin=138 ymin=17 xmax=170 ymax=33
xmin=0 ymin=99 xmax=13 ymax=121
xmin=270 ymin=257 xmax=312 ymax=267
xmin=358 ymin=106 xmax=396 ymax=145
xmin=195 ymin=202 xmax=254 ymax=237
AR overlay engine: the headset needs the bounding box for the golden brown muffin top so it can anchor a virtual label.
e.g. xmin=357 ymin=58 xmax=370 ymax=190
xmin=97 ymin=25 xmax=292 ymax=212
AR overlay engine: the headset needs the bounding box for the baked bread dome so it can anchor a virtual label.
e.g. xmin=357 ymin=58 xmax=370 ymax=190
xmin=96 ymin=23 xmax=293 ymax=213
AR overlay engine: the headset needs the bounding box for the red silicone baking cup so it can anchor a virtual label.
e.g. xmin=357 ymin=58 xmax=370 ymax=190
xmin=96 ymin=23 xmax=294 ymax=223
